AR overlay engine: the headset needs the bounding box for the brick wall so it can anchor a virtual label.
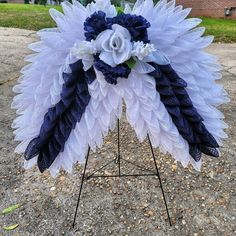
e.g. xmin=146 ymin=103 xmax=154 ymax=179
xmin=176 ymin=0 xmax=236 ymax=19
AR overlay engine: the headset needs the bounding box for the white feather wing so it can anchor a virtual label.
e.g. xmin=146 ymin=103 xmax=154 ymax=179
xmin=12 ymin=0 xmax=228 ymax=175
xmin=12 ymin=2 xmax=88 ymax=166
xmin=133 ymin=0 xmax=229 ymax=149
xmin=122 ymin=71 xmax=191 ymax=167
xmin=49 ymin=70 xmax=123 ymax=177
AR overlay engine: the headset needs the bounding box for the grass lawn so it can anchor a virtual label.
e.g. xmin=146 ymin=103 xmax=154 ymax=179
xmin=200 ymin=17 xmax=236 ymax=43
xmin=0 ymin=3 xmax=236 ymax=43
xmin=0 ymin=3 xmax=61 ymax=30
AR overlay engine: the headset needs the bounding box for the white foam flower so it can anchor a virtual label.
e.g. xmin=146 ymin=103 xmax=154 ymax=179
xmin=71 ymin=40 xmax=97 ymax=58
xmin=70 ymin=40 xmax=97 ymax=71
xmin=95 ymin=24 xmax=133 ymax=67
xmin=132 ymin=41 xmax=156 ymax=60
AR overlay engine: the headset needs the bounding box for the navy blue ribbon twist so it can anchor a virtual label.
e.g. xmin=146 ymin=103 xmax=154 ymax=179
xmin=148 ymin=63 xmax=219 ymax=161
xmin=24 ymin=60 xmax=96 ymax=172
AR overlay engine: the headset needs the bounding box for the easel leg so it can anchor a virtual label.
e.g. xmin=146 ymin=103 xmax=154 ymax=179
xmin=117 ymin=119 xmax=121 ymax=176
xmin=72 ymin=147 xmax=91 ymax=228
xmin=147 ymin=135 xmax=172 ymax=226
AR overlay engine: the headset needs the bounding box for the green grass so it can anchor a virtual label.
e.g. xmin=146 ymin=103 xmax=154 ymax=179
xmin=200 ymin=17 xmax=236 ymax=43
xmin=0 ymin=4 xmax=236 ymax=43
xmin=0 ymin=3 xmax=61 ymax=31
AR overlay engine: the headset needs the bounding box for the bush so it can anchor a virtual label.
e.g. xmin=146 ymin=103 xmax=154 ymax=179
xmin=0 ymin=0 xmax=8 ymax=3
xmin=38 ymin=0 xmax=47 ymax=5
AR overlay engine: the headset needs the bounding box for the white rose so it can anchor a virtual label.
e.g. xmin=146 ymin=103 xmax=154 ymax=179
xmin=95 ymin=24 xmax=132 ymax=67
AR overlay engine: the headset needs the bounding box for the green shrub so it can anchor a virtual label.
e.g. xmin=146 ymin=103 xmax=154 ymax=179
xmin=38 ymin=0 xmax=47 ymax=5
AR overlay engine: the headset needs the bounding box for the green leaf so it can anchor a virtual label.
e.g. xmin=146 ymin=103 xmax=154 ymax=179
xmin=126 ymin=58 xmax=136 ymax=69
xmin=116 ymin=7 xmax=124 ymax=15
xmin=2 ymin=224 xmax=19 ymax=231
xmin=2 ymin=204 xmax=21 ymax=215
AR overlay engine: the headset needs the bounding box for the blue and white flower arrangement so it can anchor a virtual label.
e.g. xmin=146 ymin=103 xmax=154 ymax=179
xmin=12 ymin=0 xmax=229 ymax=177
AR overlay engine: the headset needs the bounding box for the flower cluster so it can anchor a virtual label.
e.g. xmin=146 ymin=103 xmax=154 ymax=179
xmin=84 ymin=11 xmax=151 ymax=44
xmin=81 ymin=10 xmax=154 ymax=83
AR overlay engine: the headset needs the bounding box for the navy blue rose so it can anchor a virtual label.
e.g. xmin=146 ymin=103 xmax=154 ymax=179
xmin=84 ymin=11 xmax=110 ymax=41
xmin=94 ymin=57 xmax=131 ymax=85
xmin=107 ymin=14 xmax=151 ymax=43
xmin=84 ymin=11 xmax=151 ymax=43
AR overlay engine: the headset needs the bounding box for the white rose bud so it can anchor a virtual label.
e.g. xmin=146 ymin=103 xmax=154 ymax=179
xmin=95 ymin=24 xmax=133 ymax=67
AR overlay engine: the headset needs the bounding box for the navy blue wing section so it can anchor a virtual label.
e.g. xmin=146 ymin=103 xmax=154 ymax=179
xmin=25 ymin=60 xmax=95 ymax=172
xmin=148 ymin=63 xmax=219 ymax=162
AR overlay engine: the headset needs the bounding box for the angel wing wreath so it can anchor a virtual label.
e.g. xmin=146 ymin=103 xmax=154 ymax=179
xmin=12 ymin=0 xmax=229 ymax=177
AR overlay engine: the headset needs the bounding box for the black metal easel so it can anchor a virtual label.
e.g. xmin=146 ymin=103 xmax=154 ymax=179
xmin=72 ymin=119 xmax=172 ymax=228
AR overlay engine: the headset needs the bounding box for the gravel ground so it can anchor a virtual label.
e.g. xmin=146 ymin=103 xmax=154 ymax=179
xmin=0 ymin=28 xmax=235 ymax=236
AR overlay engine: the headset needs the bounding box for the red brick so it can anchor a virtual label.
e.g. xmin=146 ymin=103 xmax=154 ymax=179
xmin=176 ymin=0 xmax=236 ymax=19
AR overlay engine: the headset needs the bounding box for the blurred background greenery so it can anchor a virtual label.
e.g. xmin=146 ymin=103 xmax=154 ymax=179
xmin=0 ymin=1 xmax=235 ymax=43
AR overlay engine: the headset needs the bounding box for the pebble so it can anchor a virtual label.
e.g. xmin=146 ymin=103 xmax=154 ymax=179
xmin=171 ymin=164 xmax=177 ymax=172
xmin=144 ymin=210 xmax=154 ymax=217
xmin=142 ymin=203 xmax=149 ymax=209
xmin=105 ymin=170 xmax=112 ymax=175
